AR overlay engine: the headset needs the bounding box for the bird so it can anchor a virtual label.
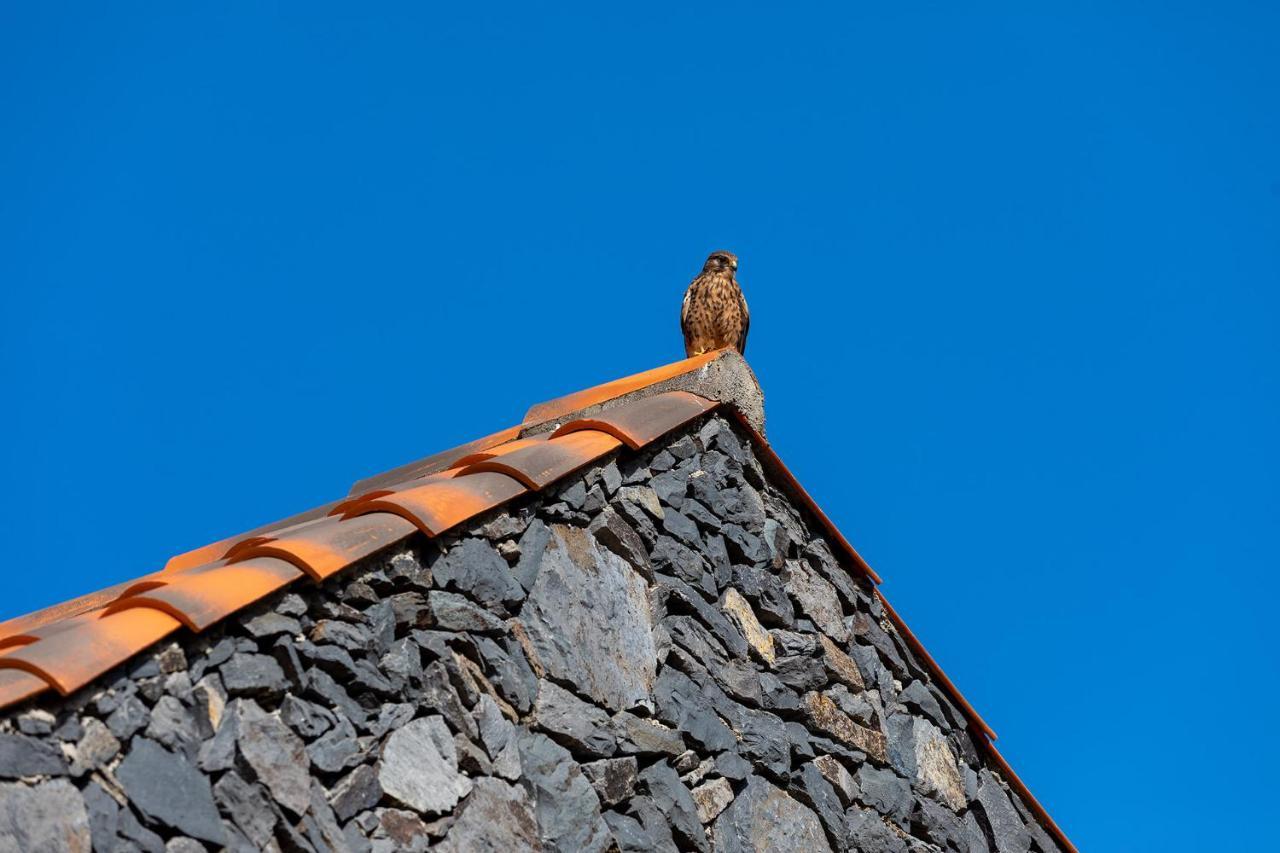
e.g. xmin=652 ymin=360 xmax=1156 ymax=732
xmin=680 ymin=250 xmax=750 ymax=358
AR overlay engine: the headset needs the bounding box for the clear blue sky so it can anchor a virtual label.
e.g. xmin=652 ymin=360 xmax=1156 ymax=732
xmin=2 ymin=4 xmax=1276 ymax=850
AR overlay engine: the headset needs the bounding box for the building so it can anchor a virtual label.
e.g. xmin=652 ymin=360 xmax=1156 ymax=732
xmin=0 ymin=349 xmax=1073 ymax=852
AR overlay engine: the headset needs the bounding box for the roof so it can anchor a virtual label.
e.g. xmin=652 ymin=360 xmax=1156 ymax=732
xmin=0 ymin=347 xmax=1074 ymax=852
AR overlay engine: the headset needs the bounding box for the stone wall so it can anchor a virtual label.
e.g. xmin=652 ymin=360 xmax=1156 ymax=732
xmin=0 ymin=414 xmax=1062 ymax=852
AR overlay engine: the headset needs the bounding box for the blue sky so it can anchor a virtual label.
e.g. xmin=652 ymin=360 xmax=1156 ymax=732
xmin=2 ymin=4 xmax=1276 ymax=850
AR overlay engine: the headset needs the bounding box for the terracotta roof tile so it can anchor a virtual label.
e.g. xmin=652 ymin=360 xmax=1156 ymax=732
xmin=522 ymin=349 xmax=723 ymax=425
xmin=551 ymin=390 xmax=719 ymax=449
xmin=0 ymin=668 xmax=48 ymax=707
xmin=105 ymin=557 xmax=304 ymax=632
xmin=345 ymin=471 xmax=529 ymax=536
xmin=458 ymin=430 xmax=622 ymax=490
xmin=0 ymin=607 xmax=182 ymax=695
xmin=229 ymin=513 xmax=418 ymax=581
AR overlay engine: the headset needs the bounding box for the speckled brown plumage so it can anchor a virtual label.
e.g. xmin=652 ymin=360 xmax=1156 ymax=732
xmin=680 ymin=250 xmax=750 ymax=357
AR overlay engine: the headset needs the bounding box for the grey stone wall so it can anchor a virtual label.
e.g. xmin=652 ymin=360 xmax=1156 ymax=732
xmin=0 ymin=414 xmax=1062 ymax=852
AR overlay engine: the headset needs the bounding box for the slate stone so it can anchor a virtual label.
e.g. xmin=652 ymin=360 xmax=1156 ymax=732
xmin=580 ymin=756 xmax=638 ymax=807
xmin=651 ymin=536 xmax=715 ymax=594
xmin=0 ymin=732 xmax=67 ymax=777
xmin=213 ymin=770 xmax=277 ymax=849
xmin=659 ymin=575 xmax=750 ymax=658
xmin=772 ymin=654 xmax=829 ymax=692
xmin=612 ymin=711 xmax=685 ymax=756
xmin=454 ymin=732 xmax=492 ymax=776
xmin=380 ymin=716 xmax=471 ymax=814
xmin=962 ymin=809 xmax=994 ymax=853
xmin=653 ymin=666 xmax=735 ymax=752
xmin=782 ymin=560 xmax=848 ymax=641
xmin=714 ymin=658 xmax=764 ymax=706
xmin=809 ymin=735 xmax=868 ymax=767
xmin=533 ymin=679 xmax=617 ymax=757
xmin=856 ymin=765 xmax=914 ymax=826
xmin=369 ymin=702 xmax=415 ymax=739
xmin=760 ymin=671 xmax=802 ymax=711
xmin=637 ymin=761 xmax=708 ymax=851
xmin=378 ymin=807 xmax=432 ymax=849
xmin=818 ymin=634 xmax=866 ymax=691
xmin=651 ymin=470 xmax=687 ymax=508
xmin=726 ymin=705 xmax=791 ymax=778
xmin=886 ymin=715 xmax=966 ymax=810
xmin=662 ymin=508 xmax=704 ymax=548
xmin=307 ymin=669 xmax=368 ymax=728
xmin=899 ymin=679 xmax=951 ymax=731
xmin=472 ymin=634 xmax=538 ymax=714
xmin=975 ymin=771 xmax=1033 ymax=853
xmin=1011 ymin=793 xmax=1065 ymax=853
xmin=310 ymin=618 xmax=372 ymax=650
xmin=271 ymin=635 xmax=308 ymax=687
xmin=429 ymin=590 xmax=507 ymax=633
xmin=280 ymin=694 xmax=336 ymax=739
xmin=846 ymin=804 xmax=909 ymax=853
xmin=851 ymin=612 xmax=913 ymax=681
xmin=381 ymin=636 xmax=424 ymax=691
xmin=711 ymin=776 xmax=833 ymax=853
xmin=721 ymin=523 xmax=768 ymax=564
xmin=559 ymin=477 xmax=589 ymax=510
xmin=243 ymin=610 xmax=301 ymax=639
xmin=915 ymin=797 xmax=968 ymax=852
xmin=387 ymin=590 xmax=432 ymax=632
xmin=475 ymin=508 xmax=531 ymax=540
xmin=691 ymin=777 xmax=734 ymax=824
xmin=117 ymin=805 xmax=165 ymax=853
xmin=145 ymin=695 xmax=199 ymax=758
xmin=237 ymin=701 xmax=311 ymax=816
xmin=328 ymin=763 xmax=382 ymax=822
xmin=434 ymin=538 xmax=526 ymax=612
xmin=15 ymin=709 xmax=55 ymax=736
xmin=602 ymin=810 xmax=661 ymax=853
xmin=308 ymin=716 xmax=362 ymax=773
xmin=435 ymin=777 xmax=540 ymax=852
xmin=772 ymin=629 xmax=818 ymax=656
xmin=68 ymin=717 xmax=120 ymax=776
xmin=197 ymin=697 xmax=240 ymax=772
xmin=116 ymin=738 xmax=225 ymax=845
xmin=803 ymin=691 xmax=888 ymax=762
xmin=53 ymin=716 xmax=83 ymax=742
xmin=649 ymin=449 xmax=677 ymax=473
xmin=300 ymin=780 xmax=349 ymax=852
xmin=421 ymin=660 xmax=478 ymax=739
xmin=220 ymin=652 xmax=287 ymax=696
xmin=516 ymin=731 xmax=611 ymax=853
xmin=588 ymin=508 xmax=653 ymax=581
xmin=0 ymin=779 xmax=90 ymax=852
xmin=786 ymin=721 xmax=816 ymax=761
xmin=521 ymin=526 xmax=657 ymax=712
xmin=721 ymin=587 xmax=775 ymax=663
xmin=803 ymin=539 xmax=862 ymax=607
xmin=793 ymin=761 xmax=848 ymax=845
xmin=812 ymin=754 xmax=858 ymax=806
xmin=666 ymin=614 xmax=729 ymax=668
xmin=83 ymin=780 xmax=122 ymax=853
xmin=760 ymin=518 xmax=791 ymax=569
xmin=626 ymin=795 xmax=679 ymax=851
xmin=165 ymin=838 xmax=205 ymax=853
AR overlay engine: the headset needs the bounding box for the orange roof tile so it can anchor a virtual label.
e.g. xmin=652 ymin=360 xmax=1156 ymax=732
xmin=551 ymin=390 xmax=719 ymax=449
xmin=522 ymin=349 xmax=723 ymax=425
xmin=458 ymin=430 xmax=623 ymax=489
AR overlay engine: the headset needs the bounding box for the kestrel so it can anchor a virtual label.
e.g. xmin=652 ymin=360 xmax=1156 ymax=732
xmin=680 ymin=250 xmax=750 ymax=357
